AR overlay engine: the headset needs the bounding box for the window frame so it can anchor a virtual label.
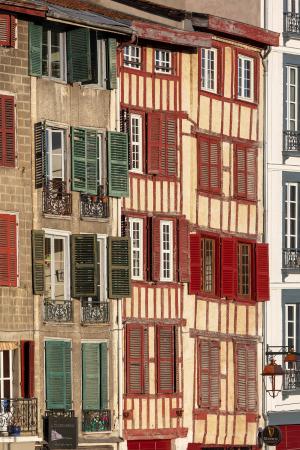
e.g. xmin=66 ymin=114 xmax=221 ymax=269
xmin=237 ymin=53 xmax=255 ymax=103
xmin=201 ymin=236 xmax=216 ymax=295
xmin=0 ymin=350 xmax=13 ymax=398
xmin=285 ymin=303 xmax=297 ymax=352
xmin=45 ymin=127 xmax=66 ymax=182
xmin=42 ymin=27 xmax=67 ymax=82
xmin=130 ymin=113 xmax=143 ymax=174
xmin=286 ymin=65 xmax=299 ymax=132
xmin=201 ymin=48 xmax=218 ymax=93
xmin=237 ymin=242 xmax=252 ymax=300
xmin=129 ymin=217 xmax=144 ymax=281
xmin=285 ymin=182 xmax=298 ymax=249
xmin=154 ymin=49 xmax=172 ymax=74
xmin=123 ymin=45 xmax=142 ymax=70
xmin=160 ymin=220 xmax=173 ymax=282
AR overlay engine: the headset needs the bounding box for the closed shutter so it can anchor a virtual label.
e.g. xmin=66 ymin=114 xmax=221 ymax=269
xmin=67 ymin=28 xmax=91 ymax=83
xmin=157 ymin=325 xmax=175 ymax=394
xmin=0 ymin=15 xmax=15 ymax=47
xmin=34 ymin=122 xmax=46 ymax=188
xmin=108 ymin=237 xmax=131 ymax=298
xmin=0 ymin=214 xmax=17 ymax=287
xmin=189 ymin=233 xmax=201 ymax=294
xmin=71 ymin=234 xmax=97 ymax=297
xmin=107 ymin=131 xmax=129 ymax=197
xmin=100 ymin=343 xmax=108 ymax=409
xmin=151 ymin=216 xmax=161 ymax=281
xmin=198 ymin=339 xmax=209 ymax=407
xmin=107 ymin=38 xmax=117 ymax=90
xmin=0 ymin=95 xmax=15 ymax=167
xmin=236 ymin=147 xmax=246 ymax=197
xmin=32 ymin=230 xmax=45 ymax=294
xmin=255 ymin=243 xmax=270 ymax=301
xmin=210 ymin=140 xmax=221 ymax=193
xmin=246 ymin=149 xmax=256 ymax=200
xmin=82 ymin=343 xmax=101 ymax=410
xmin=45 ymin=340 xmax=71 ymax=410
xmin=210 ymin=341 xmax=220 ymax=409
xmin=29 ymin=22 xmax=42 ymax=77
xmin=71 ymin=127 xmax=98 ymax=194
xmin=221 ymin=237 xmax=237 ymax=298
xmin=86 ymin=129 xmax=98 ymax=195
xmin=198 ymin=339 xmax=220 ymax=409
xmin=236 ymin=343 xmax=247 ymax=411
xmin=177 ymin=217 xmax=190 ymax=282
xmin=21 ymin=341 xmax=35 ymax=398
xmin=247 ymin=344 xmax=257 ymax=411
xmin=198 ymin=137 xmax=209 ymax=191
xmin=127 ymin=325 xmax=148 ymax=394
xmin=166 ymin=114 xmax=177 ymax=176
xmin=29 ymin=341 xmax=35 ymax=398
xmin=147 ymin=112 xmax=162 ymax=174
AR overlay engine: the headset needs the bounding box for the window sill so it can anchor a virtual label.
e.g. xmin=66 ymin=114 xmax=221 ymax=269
xmin=39 ymin=76 xmax=68 ymax=85
xmin=43 ymin=213 xmax=72 ymax=220
xmin=0 ymin=436 xmax=42 ymax=443
xmin=80 ymin=216 xmax=109 ymax=223
xmin=43 ymin=321 xmax=75 ymax=326
xmin=234 ymin=96 xmax=258 ymax=108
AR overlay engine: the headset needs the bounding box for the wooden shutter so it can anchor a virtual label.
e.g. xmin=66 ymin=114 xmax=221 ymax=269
xmin=198 ymin=339 xmax=209 ymax=407
xmin=34 ymin=121 xmax=46 ymax=188
xmin=151 ymin=216 xmax=161 ymax=281
xmin=235 ymin=146 xmax=246 ymax=197
xmin=0 ymin=14 xmax=14 ymax=47
xmin=0 ymin=214 xmax=17 ymax=287
xmin=107 ymin=131 xmax=129 ymax=197
xmin=198 ymin=339 xmax=220 ymax=409
xmin=157 ymin=325 xmax=175 ymax=394
xmin=189 ymin=233 xmax=201 ymax=294
xmin=21 ymin=341 xmax=35 ymax=398
xmin=86 ymin=129 xmax=98 ymax=195
xmin=32 ymin=230 xmax=45 ymax=294
xmin=126 ymin=325 xmax=144 ymax=394
xmin=72 ymin=127 xmax=86 ymax=192
xmin=120 ymin=109 xmax=131 ymax=168
xmin=0 ymin=95 xmax=15 ymax=168
xmin=210 ymin=140 xmax=221 ymax=193
xmin=210 ymin=341 xmax=220 ymax=408
xmin=166 ymin=114 xmax=177 ymax=176
xmin=67 ymin=28 xmax=92 ymax=83
xmin=29 ymin=22 xmax=42 ymax=77
xmin=147 ymin=112 xmax=163 ymax=174
xmin=100 ymin=343 xmax=108 ymax=409
xmin=255 ymin=243 xmax=270 ymax=301
xmin=108 ymin=237 xmax=131 ymax=298
xmin=236 ymin=342 xmax=257 ymax=412
xmin=198 ymin=137 xmax=209 ymax=191
xmin=221 ymin=237 xmax=237 ymax=298
xmin=71 ymin=234 xmax=97 ymax=297
xmin=247 ymin=344 xmax=257 ymax=411
xmin=107 ymin=38 xmax=117 ymax=90
xmin=82 ymin=343 xmax=101 ymax=410
xmin=246 ymin=148 xmax=257 ymax=200
xmin=45 ymin=340 xmax=71 ymax=410
xmin=177 ymin=217 xmax=190 ymax=282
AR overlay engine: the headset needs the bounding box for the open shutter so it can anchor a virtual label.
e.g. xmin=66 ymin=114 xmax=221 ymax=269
xmin=0 ymin=214 xmax=17 ymax=287
xmin=21 ymin=341 xmax=35 ymax=398
xmin=144 ymin=327 xmax=149 ymax=393
xmin=107 ymin=38 xmax=117 ymax=90
xmin=246 ymin=148 xmax=256 ymax=200
xmin=100 ymin=343 xmax=108 ymax=409
xmin=0 ymin=15 xmax=12 ymax=46
xmin=198 ymin=137 xmax=209 ymax=191
xmin=127 ymin=325 xmax=143 ymax=394
xmin=236 ymin=343 xmax=247 ymax=411
xmin=71 ymin=127 xmax=86 ymax=192
xmin=32 ymin=230 xmax=45 ymax=294
xmin=147 ymin=112 xmax=163 ymax=174
xmin=71 ymin=234 xmax=97 ymax=297
xmin=210 ymin=341 xmax=220 ymax=409
xmin=151 ymin=216 xmax=160 ymax=281
xmin=108 ymin=237 xmax=131 ymax=298
xmin=20 ymin=341 xmax=25 ymax=398
xmin=166 ymin=114 xmax=177 ymax=176
xmin=221 ymin=237 xmax=237 ymax=298
xmin=247 ymin=344 xmax=257 ymax=411
xmin=120 ymin=109 xmax=131 ymax=168
xmin=29 ymin=22 xmax=42 ymax=77
xmin=82 ymin=343 xmax=101 ymax=410
xmin=198 ymin=339 xmax=209 ymax=407
xmin=29 ymin=341 xmax=35 ymax=398
xmin=189 ymin=233 xmax=201 ymax=294
xmin=64 ymin=341 xmax=72 ymax=410
xmin=107 ymin=131 xmax=129 ymax=197
xmin=34 ymin=122 xmax=46 ymax=188
xmin=46 ymin=341 xmax=71 ymax=410
xmin=256 ymin=243 xmax=270 ymax=301
xmin=210 ymin=140 xmax=221 ymax=193
xmin=67 ymin=28 xmax=91 ymax=83
xmin=0 ymin=95 xmax=15 ymax=168
xmin=86 ymin=129 xmax=98 ymax=195
xmin=178 ymin=217 xmax=190 ymax=282
xmin=157 ymin=325 xmax=175 ymax=394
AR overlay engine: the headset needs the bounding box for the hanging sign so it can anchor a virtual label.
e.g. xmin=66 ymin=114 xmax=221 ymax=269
xmin=262 ymin=425 xmax=282 ymax=446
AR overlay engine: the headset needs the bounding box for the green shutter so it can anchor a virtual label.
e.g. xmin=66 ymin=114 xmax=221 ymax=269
xmin=29 ymin=22 xmax=42 ymax=77
xmin=72 ymin=127 xmax=86 ymax=192
xmin=67 ymin=28 xmax=92 ymax=83
xmin=32 ymin=230 xmax=45 ymax=295
xmin=71 ymin=234 xmax=97 ymax=297
xmin=107 ymin=131 xmax=129 ymax=197
xmin=108 ymin=237 xmax=131 ymax=298
xmin=34 ymin=122 xmax=46 ymax=188
xmin=82 ymin=343 xmax=101 ymax=410
xmin=107 ymin=38 xmax=117 ymax=90
xmin=100 ymin=343 xmax=108 ymax=409
xmin=86 ymin=129 xmax=98 ymax=195
xmin=45 ymin=341 xmax=71 ymax=410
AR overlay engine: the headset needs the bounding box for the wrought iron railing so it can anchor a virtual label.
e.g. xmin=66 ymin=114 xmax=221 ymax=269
xmin=82 ymin=410 xmax=111 ymax=432
xmin=45 ymin=410 xmax=74 ymax=417
xmin=80 ymin=189 xmax=109 ymax=219
xmin=81 ymin=300 xmax=109 ymax=324
xmin=283 ymin=369 xmax=300 ymax=390
xmin=285 ymin=12 xmax=300 ymax=34
xmin=43 ymin=180 xmax=72 ymax=216
xmin=284 ymin=130 xmax=300 ymax=152
xmin=0 ymin=398 xmax=38 ymax=435
xmin=44 ymin=298 xmax=73 ymax=322
xmin=283 ymin=249 xmax=300 ymax=269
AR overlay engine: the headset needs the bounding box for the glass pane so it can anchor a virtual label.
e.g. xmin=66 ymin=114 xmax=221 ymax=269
xmin=51 ymin=131 xmax=63 ymax=179
xmin=288 ymin=305 xmax=295 ymax=320
xmin=3 ymin=380 xmax=10 ymax=398
xmin=288 ymin=322 xmax=294 ymax=336
xmin=45 ymin=238 xmax=51 ymax=299
xmin=50 ymin=30 xmax=61 ymax=79
xmin=3 ymin=351 xmax=9 ymax=378
xmin=42 ymin=28 xmax=49 ymax=76
xmin=54 ymin=238 xmax=65 ymax=301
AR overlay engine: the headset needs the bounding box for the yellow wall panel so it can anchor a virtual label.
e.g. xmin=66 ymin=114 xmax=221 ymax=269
xmin=224 ymin=47 xmax=232 ymax=99
xmin=220 ymin=340 xmax=227 ymax=375
xmin=164 ymin=398 xmax=170 ymax=428
xmin=223 ymin=171 xmax=230 ymax=197
xmin=156 ymin=288 xmax=161 ymax=319
xmin=227 ymin=342 xmax=235 ymax=412
xmin=210 ymin=198 xmax=221 ymax=229
xmin=157 ymin=398 xmax=163 ymax=428
xmin=146 ymin=48 xmax=153 ymax=73
xmin=155 ymin=79 xmax=161 ymax=110
xmin=162 ymin=79 xmax=167 ymax=110
xmin=196 ymin=299 xmax=207 ymax=331
xmin=230 ymin=201 xmax=236 ymax=232
xmin=220 ymin=378 xmax=226 ymax=411
xmin=251 ymin=109 xmax=258 ymax=141
xmin=169 ymin=182 xmax=175 ymax=213
xmin=231 ymin=104 xmax=239 ymax=137
xmin=237 ymin=203 xmax=248 ymax=234
xmin=208 ymin=302 xmax=219 ymax=332
xmin=194 ymin=420 xmax=206 ymax=443
xmin=132 ymin=177 xmax=138 ymax=210
xmin=205 ymin=414 xmax=218 ymax=444
xmin=222 ymin=141 xmax=231 ymax=167
xmin=140 ymin=178 xmax=146 ymax=212
xmin=199 ymin=95 xmax=210 ymax=130
xmin=225 ymin=415 xmax=234 ymax=444
xmin=222 ymin=200 xmax=229 ymax=232
xmin=248 ymin=305 xmax=256 ymax=336
xmin=220 ymin=304 xmax=227 ymax=334
xmin=236 ymin=305 xmax=247 ymax=335
xmin=223 ymin=102 xmax=231 ymax=136
xmin=218 ymin=414 xmax=226 ymax=444
xmin=147 ymin=180 xmax=153 ymax=212
xmin=146 ymin=77 xmax=152 ymax=109
xmin=247 ymin=422 xmax=258 ymax=445
xmin=163 ymin=181 xmax=168 ymax=212
xmin=140 ymin=287 xmax=145 ymax=318
xmin=249 ymin=204 xmax=257 ymax=235
xmin=131 ymin=74 xmax=137 ymax=106
xmin=211 ymin=99 xmax=222 ymax=134
xmin=228 ymin=304 xmax=235 ymax=336
xmin=124 ymin=72 xmax=129 ymax=104
xmin=169 ymin=80 xmax=175 ymax=111
xmin=148 ymin=287 xmax=154 ymax=318
xmin=138 ymin=76 xmax=144 ymax=108
xmin=133 ymin=398 xmax=140 ymax=429
xmin=149 ymin=399 xmax=155 ymax=429
xmin=234 ymin=415 xmax=246 ymax=445
xmin=240 ymin=106 xmax=251 ymax=140
xmin=133 ymin=286 xmax=139 ymax=317
xmin=198 ymin=195 xmax=209 ymax=227
xmin=155 ymin=181 xmax=161 ymax=212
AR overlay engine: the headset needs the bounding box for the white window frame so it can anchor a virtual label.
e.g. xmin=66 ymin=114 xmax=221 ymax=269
xmin=97 ymin=235 xmax=107 ymax=302
xmin=237 ymin=55 xmax=254 ymax=102
xmin=130 ymin=114 xmax=143 ymax=173
xmin=286 ymin=304 xmax=297 ymax=352
xmin=0 ymin=350 xmax=13 ymax=398
xmin=160 ymin=220 xmax=173 ymax=282
xmin=155 ymin=49 xmax=172 ymax=74
xmin=46 ymin=127 xmax=66 ymax=181
xmin=285 ymin=183 xmax=298 ymax=249
xmin=129 ymin=218 xmax=143 ymax=280
xmin=201 ymin=48 xmax=217 ymax=93
xmin=44 ymin=230 xmax=70 ymax=301
xmin=124 ymin=45 xmax=141 ymax=70
xmin=287 ymin=66 xmax=298 ymax=132
xmin=42 ymin=28 xmax=66 ymax=81
xmin=288 ymin=0 xmax=300 ymax=13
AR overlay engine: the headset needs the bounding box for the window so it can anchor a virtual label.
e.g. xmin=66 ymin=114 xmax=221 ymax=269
xmin=155 ymin=49 xmax=172 ymax=74
xmin=237 ymin=55 xmax=254 ymax=101
xmin=44 ymin=233 xmax=69 ymax=302
xmin=130 ymin=114 xmax=143 ymax=173
xmin=129 ymin=218 xmax=143 ymax=280
xmin=285 ymin=183 xmax=298 ymax=249
xmin=42 ymin=27 xmax=66 ymax=81
xmin=201 ymin=238 xmax=215 ymax=294
xmin=20 ymin=341 xmax=35 ymax=399
xmin=198 ymin=136 xmax=221 ymax=194
xmin=88 ymin=33 xmax=107 ymax=88
xmin=198 ymin=339 xmax=220 ymax=409
xmin=46 ymin=128 xmax=66 ymax=182
xmin=235 ymin=342 xmax=257 ymax=412
xmin=287 ymin=66 xmax=299 ymax=132
xmin=286 ymin=304 xmax=297 ymax=351
xmin=201 ymin=48 xmax=217 ymax=93
xmin=0 ymin=214 xmax=17 ymax=287
xmin=287 ymin=0 xmax=300 ymax=13
xmin=160 ymin=220 xmax=173 ymax=282
xmin=234 ymin=146 xmax=256 ymax=200
xmin=238 ymin=243 xmax=251 ymax=298
xmin=0 ymin=350 xmax=13 ymax=398
xmin=45 ymin=340 xmax=71 ymax=410
xmin=0 ymin=95 xmax=15 ymax=168
xmin=156 ymin=325 xmax=177 ymax=394
xmin=124 ymin=46 xmax=141 ymax=69
xmin=82 ymin=342 xmax=108 ymax=413
xmin=190 ymin=233 xmax=219 ymax=296
xmin=0 ymin=14 xmax=16 ymax=47
xmin=126 ymin=324 xmax=149 ymax=394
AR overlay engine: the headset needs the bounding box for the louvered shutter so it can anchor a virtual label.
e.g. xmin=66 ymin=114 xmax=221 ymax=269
xmin=32 ymin=230 xmax=45 ymax=294
xmin=178 ymin=217 xmax=190 ymax=282
xmin=151 ymin=216 xmax=161 ymax=281
xmin=71 ymin=127 xmax=86 ymax=192
xmin=147 ymin=112 xmax=162 ymax=174
xmin=236 ymin=147 xmax=246 ymax=197
xmin=107 ymin=131 xmax=129 ymax=197
xmin=127 ymin=325 xmax=143 ymax=394
xmin=107 ymin=38 xmax=117 ymax=90
xmin=0 ymin=15 xmax=14 ymax=47
xmin=20 ymin=341 xmax=26 ymax=398
xmin=221 ymin=238 xmax=237 ymax=298
xmin=0 ymin=95 xmax=15 ymax=168
xmin=247 ymin=344 xmax=257 ymax=411
xmin=29 ymin=22 xmax=42 ymax=77
xmin=86 ymin=129 xmax=98 ymax=195
xmin=189 ymin=233 xmax=201 ymax=294
xmin=166 ymin=114 xmax=177 ymax=176
xmin=21 ymin=341 xmax=35 ymax=398
xmin=71 ymin=234 xmax=97 ymax=297
xmin=210 ymin=140 xmax=220 ymax=193
xmin=29 ymin=341 xmax=35 ymax=398
xmin=198 ymin=339 xmax=209 ymax=407
xmin=157 ymin=326 xmax=175 ymax=394
xmin=45 ymin=341 xmax=71 ymax=410
xmin=108 ymin=237 xmax=131 ymax=298
xmin=210 ymin=341 xmax=220 ymax=408
xmin=255 ymin=243 xmax=270 ymax=301
xmin=100 ymin=343 xmax=108 ymax=409
xmin=82 ymin=343 xmax=101 ymax=410
xmin=246 ymin=148 xmax=257 ymax=200
xmin=236 ymin=343 xmax=247 ymax=411
xmin=0 ymin=214 xmax=17 ymax=287
xmin=198 ymin=137 xmax=209 ymax=191
xmin=34 ymin=122 xmax=46 ymax=188
xmin=67 ymin=28 xmax=92 ymax=83
xmin=144 ymin=327 xmax=149 ymax=393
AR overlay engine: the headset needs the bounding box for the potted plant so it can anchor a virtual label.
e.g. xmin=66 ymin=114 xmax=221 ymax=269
xmin=7 ymin=419 xmax=21 ymax=436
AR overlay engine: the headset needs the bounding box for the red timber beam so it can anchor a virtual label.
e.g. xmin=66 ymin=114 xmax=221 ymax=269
xmin=0 ymin=0 xmax=47 ymax=17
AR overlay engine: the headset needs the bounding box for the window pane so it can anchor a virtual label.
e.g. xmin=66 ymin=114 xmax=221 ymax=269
xmin=51 ymin=30 xmax=61 ymax=79
xmin=42 ymin=28 xmax=49 ymax=76
xmin=54 ymin=238 xmax=65 ymax=301
xmin=51 ymin=131 xmax=63 ymax=179
xmin=3 ymin=351 xmax=9 ymax=378
xmin=45 ymin=237 xmax=51 ymax=298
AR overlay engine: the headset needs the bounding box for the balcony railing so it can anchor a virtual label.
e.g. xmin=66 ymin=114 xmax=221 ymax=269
xmin=44 ymin=298 xmax=73 ymax=322
xmin=283 ymin=369 xmax=300 ymax=390
xmin=80 ymin=190 xmax=109 ymax=219
xmin=81 ymin=300 xmax=109 ymax=324
xmin=283 ymin=249 xmax=300 ymax=269
xmin=82 ymin=410 xmax=111 ymax=432
xmin=285 ymin=12 xmax=300 ymax=34
xmin=0 ymin=398 xmax=38 ymax=435
xmin=45 ymin=410 xmax=75 ymax=418
xmin=43 ymin=180 xmax=72 ymax=216
xmin=284 ymin=130 xmax=300 ymax=152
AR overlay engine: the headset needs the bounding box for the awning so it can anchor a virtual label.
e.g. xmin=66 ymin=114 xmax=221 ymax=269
xmin=0 ymin=342 xmax=18 ymax=351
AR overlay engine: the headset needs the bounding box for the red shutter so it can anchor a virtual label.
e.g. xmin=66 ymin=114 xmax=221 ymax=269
xmin=157 ymin=325 xmax=175 ymax=394
xmin=189 ymin=233 xmax=201 ymax=294
xmin=0 ymin=95 xmax=15 ymax=167
xmin=147 ymin=112 xmax=163 ymax=174
xmin=29 ymin=341 xmax=35 ymax=398
xmin=246 ymin=148 xmax=257 ymax=200
xmin=255 ymin=243 xmax=270 ymax=301
xmin=215 ymin=236 xmax=221 ymax=296
xmin=0 ymin=15 xmax=12 ymax=47
xmin=198 ymin=136 xmax=209 ymax=191
xmin=210 ymin=341 xmax=220 ymax=408
xmin=198 ymin=339 xmax=210 ymax=407
xmin=236 ymin=343 xmax=247 ymax=411
xmin=247 ymin=344 xmax=257 ymax=411
xmin=151 ymin=216 xmax=161 ymax=281
xmin=20 ymin=340 xmax=34 ymax=398
xmin=235 ymin=146 xmax=246 ymax=197
xmin=10 ymin=16 xmax=16 ymax=47
xmin=20 ymin=341 xmax=25 ymax=398
xmin=127 ymin=325 xmax=144 ymax=394
xmin=166 ymin=114 xmax=177 ymax=176
xmin=198 ymin=339 xmax=220 ymax=409
xmin=0 ymin=214 xmax=17 ymax=287
xmin=221 ymin=237 xmax=237 ymax=298
xmin=210 ymin=140 xmax=221 ymax=193
xmin=177 ymin=217 xmax=190 ymax=282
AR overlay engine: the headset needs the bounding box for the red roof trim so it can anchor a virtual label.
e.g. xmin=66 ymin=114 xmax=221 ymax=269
xmin=0 ymin=1 xmax=46 ymax=18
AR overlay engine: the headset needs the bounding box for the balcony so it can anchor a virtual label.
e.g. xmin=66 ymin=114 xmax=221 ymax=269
xmin=282 ymin=249 xmax=300 ymax=270
xmin=81 ymin=300 xmax=109 ymax=324
xmin=80 ymin=190 xmax=109 ymax=219
xmin=43 ymin=180 xmax=72 ymax=216
xmin=285 ymin=12 xmax=300 ymax=35
xmin=0 ymin=398 xmax=38 ymax=435
xmin=284 ymin=130 xmax=300 ymax=152
xmin=283 ymin=369 xmax=300 ymax=391
xmin=82 ymin=410 xmax=111 ymax=432
xmin=44 ymin=298 xmax=73 ymax=323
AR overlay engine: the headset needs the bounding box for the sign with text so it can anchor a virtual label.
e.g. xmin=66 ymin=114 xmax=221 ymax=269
xmin=44 ymin=416 xmax=78 ymax=449
xmin=262 ymin=425 xmax=282 ymax=446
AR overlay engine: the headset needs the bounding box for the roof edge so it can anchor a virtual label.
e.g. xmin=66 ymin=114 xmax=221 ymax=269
xmin=0 ymin=0 xmax=47 ymax=17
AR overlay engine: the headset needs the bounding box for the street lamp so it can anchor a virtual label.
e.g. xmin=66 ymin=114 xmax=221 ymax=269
xmin=262 ymin=358 xmax=284 ymax=398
